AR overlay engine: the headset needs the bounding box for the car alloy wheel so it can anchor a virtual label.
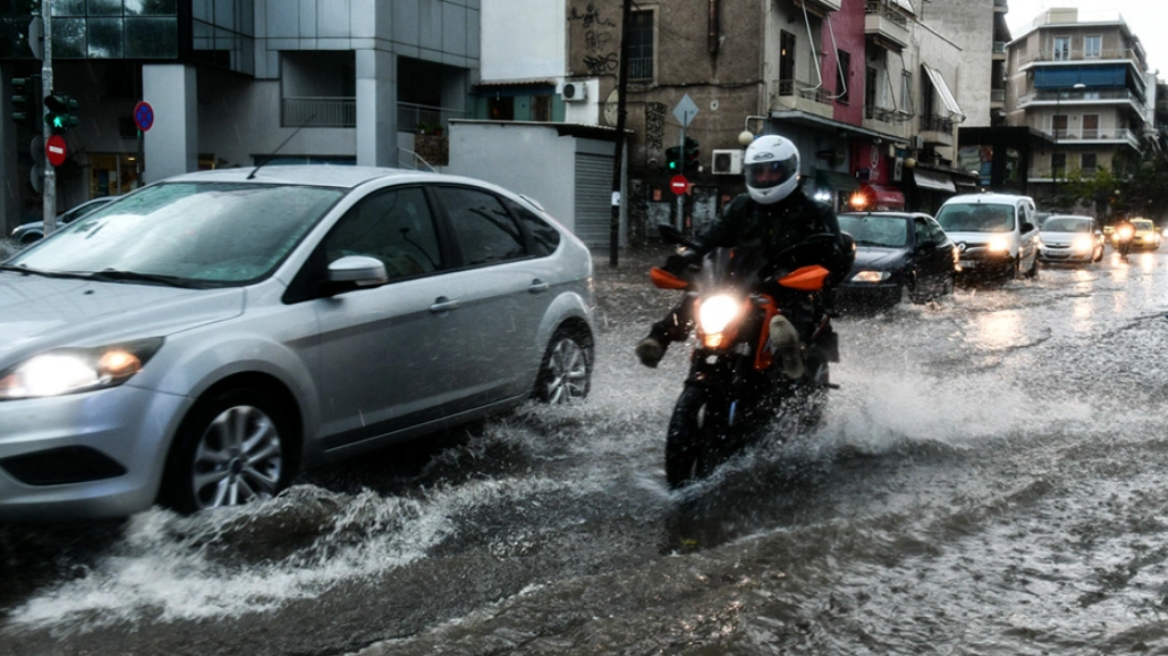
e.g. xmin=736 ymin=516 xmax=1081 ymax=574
xmin=163 ymin=388 xmax=290 ymax=513
xmin=534 ymin=327 xmax=592 ymax=404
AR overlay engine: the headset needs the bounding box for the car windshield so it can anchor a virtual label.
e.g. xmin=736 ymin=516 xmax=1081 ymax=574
xmin=1133 ymin=220 xmax=1154 ymax=231
xmin=935 ymin=203 xmax=1016 ymax=233
xmin=838 ymin=214 xmax=908 ymax=248
xmin=1042 ymin=218 xmax=1093 ymax=233
xmin=4 ymin=182 xmax=343 ymax=286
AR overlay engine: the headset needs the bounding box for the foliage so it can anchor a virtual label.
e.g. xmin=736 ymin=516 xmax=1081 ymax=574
xmin=1059 ymin=153 xmax=1168 ymax=223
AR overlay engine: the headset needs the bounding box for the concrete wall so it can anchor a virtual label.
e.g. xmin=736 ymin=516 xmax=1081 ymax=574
xmin=916 ymin=0 xmax=994 ymax=127
xmin=481 ymin=0 xmax=564 ymax=82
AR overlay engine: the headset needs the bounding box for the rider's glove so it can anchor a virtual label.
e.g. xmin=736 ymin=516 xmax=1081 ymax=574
xmin=664 ymin=248 xmax=700 ymax=274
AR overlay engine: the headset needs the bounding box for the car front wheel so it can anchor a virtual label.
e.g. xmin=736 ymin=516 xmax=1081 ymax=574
xmin=533 ymin=326 xmax=592 ymax=404
xmin=161 ymin=388 xmax=292 ymax=514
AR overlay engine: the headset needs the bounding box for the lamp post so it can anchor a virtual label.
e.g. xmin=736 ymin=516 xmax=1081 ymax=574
xmin=1053 ymin=82 xmax=1087 ymax=205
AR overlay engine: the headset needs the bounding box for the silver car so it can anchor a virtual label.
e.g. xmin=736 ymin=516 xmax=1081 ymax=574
xmin=0 ymin=166 xmax=595 ymax=520
xmin=10 ymin=195 xmax=118 ymax=245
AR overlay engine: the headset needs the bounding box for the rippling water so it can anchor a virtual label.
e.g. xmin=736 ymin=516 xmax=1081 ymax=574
xmin=3 ymin=251 xmax=1168 ymax=656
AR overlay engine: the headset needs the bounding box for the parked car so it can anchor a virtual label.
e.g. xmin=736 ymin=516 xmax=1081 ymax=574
xmin=1038 ymin=215 xmax=1104 ymax=265
xmin=933 ymin=192 xmax=1040 ymax=280
xmin=9 ymin=195 xmax=118 ymax=245
xmin=0 ymin=166 xmax=595 ymax=521
xmin=836 ymin=211 xmax=958 ymax=306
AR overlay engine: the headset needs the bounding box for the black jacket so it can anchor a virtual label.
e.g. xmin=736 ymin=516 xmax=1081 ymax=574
xmin=692 ymin=188 xmax=854 ymax=287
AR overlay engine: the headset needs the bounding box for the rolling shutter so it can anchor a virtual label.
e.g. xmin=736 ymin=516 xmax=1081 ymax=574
xmin=574 ymin=153 xmax=614 ymax=248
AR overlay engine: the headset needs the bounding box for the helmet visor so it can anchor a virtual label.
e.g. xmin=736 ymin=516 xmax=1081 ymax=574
xmin=745 ymin=155 xmax=798 ymax=190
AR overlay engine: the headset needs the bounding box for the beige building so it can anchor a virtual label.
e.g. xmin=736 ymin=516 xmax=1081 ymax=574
xmin=1005 ymin=8 xmax=1152 ymax=204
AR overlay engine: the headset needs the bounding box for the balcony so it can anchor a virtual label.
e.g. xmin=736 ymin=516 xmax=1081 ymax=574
xmin=1042 ymin=127 xmax=1141 ymax=150
xmin=994 ymin=0 xmax=1008 ymax=11
xmin=774 ymin=79 xmax=835 ymax=120
xmin=795 ymin=0 xmax=842 ymax=12
xmin=864 ymin=2 xmax=910 ymax=49
xmin=1019 ymin=48 xmax=1145 ymax=67
xmin=282 ymin=97 xmax=356 ymax=128
xmin=1017 ymin=88 xmax=1147 ymax=114
xmin=991 ymin=89 xmax=1006 ymax=105
xmin=992 ymin=42 xmax=1007 ymax=59
xmin=919 ymin=115 xmax=955 ymax=146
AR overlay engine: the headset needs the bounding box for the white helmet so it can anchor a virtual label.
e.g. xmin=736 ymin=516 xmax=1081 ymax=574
xmin=744 ymin=135 xmax=800 ymax=205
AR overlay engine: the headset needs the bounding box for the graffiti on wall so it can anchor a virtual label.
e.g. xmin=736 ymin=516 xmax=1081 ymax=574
xmin=570 ymin=2 xmax=619 ymax=76
xmin=644 ymin=102 xmax=667 ymax=155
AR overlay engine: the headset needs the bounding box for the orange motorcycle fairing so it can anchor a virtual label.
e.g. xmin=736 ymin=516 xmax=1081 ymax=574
xmin=649 ymin=266 xmax=689 ymax=290
xmin=777 ymin=265 xmax=830 ymax=292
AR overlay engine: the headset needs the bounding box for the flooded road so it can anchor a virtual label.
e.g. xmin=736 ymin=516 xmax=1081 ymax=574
xmin=2 ymin=248 xmax=1167 ymax=655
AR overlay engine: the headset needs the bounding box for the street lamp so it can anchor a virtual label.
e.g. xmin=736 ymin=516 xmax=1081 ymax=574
xmin=1053 ymin=82 xmax=1087 ymax=203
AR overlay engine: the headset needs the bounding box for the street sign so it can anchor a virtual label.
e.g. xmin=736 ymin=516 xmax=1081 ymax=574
xmin=45 ymin=134 xmax=66 ymax=166
xmin=670 ymin=174 xmax=689 ymax=196
xmin=673 ymin=94 xmax=699 ymax=128
xmin=133 ymin=100 xmax=154 ymax=132
xmin=28 ymin=17 xmax=42 ymax=60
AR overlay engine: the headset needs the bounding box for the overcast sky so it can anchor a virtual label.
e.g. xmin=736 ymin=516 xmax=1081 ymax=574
xmin=1003 ymin=0 xmax=1168 ymax=76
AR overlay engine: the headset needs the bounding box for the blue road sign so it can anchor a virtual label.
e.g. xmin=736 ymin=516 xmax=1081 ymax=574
xmin=133 ymin=101 xmax=154 ymax=132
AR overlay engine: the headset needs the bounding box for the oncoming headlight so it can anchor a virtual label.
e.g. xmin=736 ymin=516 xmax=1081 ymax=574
xmin=0 ymin=338 xmax=163 ymax=400
xmin=987 ymin=236 xmax=1010 ymax=253
xmin=1072 ymin=235 xmax=1094 ymax=253
xmin=697 ymin=294 xmax=742 ymax=336
xmin=850 ymin=270 xmax=891 ymax=283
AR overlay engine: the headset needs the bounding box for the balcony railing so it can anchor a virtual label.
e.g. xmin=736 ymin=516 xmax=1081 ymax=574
xmin=1018 ymin=48 xmax=1146 ymax=66
xmin=1018 ymin=88 xmax=1142 ymax=106
xmin=991 ymin=89 xmax=1006 ymax=103
xmin=282 ymin=97 xmax=357 ymax=127
xmin=993 ymin=41 xmax=1007 ymax=54
xmin=397 ymin=102 xmax=468 ymax=133
xmin=1043 ymin=127 xmax=1140 ymax=146
xmin=920 ymin=115 xmax=955 ymax=133
xmin=778 ymin=79 xmax=832 ymax=105
xmin=865 ymin=1 xmax=908 ymax=26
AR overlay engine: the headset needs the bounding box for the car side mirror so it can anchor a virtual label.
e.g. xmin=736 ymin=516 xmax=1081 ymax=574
xmin=1021 ymin=221 xmax=1035 ymax=233
xmin=327 ymin=255 xmax=389 ymax=292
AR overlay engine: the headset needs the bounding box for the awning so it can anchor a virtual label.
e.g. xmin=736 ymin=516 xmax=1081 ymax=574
xmin=912 ymin=169 xmax=956 ymax=192
xmin=815 ymin=169 xmax=861 ymax=192
xmin=922 ymin=64 xmax=965 ymax=120
xmin=1034 ymin=65 xmax=1126 ymax=89
xmin=859 ymin=183 xmax=905 ymax=209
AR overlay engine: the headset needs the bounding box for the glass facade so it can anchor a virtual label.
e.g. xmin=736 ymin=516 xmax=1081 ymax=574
xmin=0 ymin=0 xmax=255 ymax=76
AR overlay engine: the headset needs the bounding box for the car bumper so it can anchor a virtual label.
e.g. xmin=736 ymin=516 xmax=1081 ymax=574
xmin=956 ymin=251 xmax=1014 ymax=275
xmin=0 ymin=385 xmax=187 ymax=521
xmin=836 ymin=282 xmax=902 ymax=306
xmin=1039 ymin=246 xmax=1093 ymax=263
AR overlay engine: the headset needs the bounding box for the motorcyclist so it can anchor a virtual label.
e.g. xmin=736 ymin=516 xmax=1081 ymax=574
xmin=635 ymin=134 xmax=855 ymax=376
xmin=1112 ymin=217 xmax=1135 ymax=259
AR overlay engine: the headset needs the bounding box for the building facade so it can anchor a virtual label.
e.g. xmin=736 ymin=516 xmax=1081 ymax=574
xmin=1005 ymin=8 xmax=1152 ymax=207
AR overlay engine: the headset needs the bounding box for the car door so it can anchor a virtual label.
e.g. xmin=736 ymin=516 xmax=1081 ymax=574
xmin=303 ymin=185 xmax=470 ymax=450
xmin=912 ymin=215 xmax=949 ymax=293
xmin=431 ymin=185 xmax=553 ymax=404
xmin=1017 ymin=201 xmax=1039 ymax=267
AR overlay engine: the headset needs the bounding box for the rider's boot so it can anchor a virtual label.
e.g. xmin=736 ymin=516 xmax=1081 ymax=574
xmin=768 ymin=315 xmax=805 ymax=380
xmin=635 ymin=329 xmax=670 ymax=368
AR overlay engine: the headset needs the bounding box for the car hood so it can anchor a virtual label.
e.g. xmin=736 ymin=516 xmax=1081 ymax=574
xmin=942 ymin=231 xmax=1004 ymax=246
xmin=0 ymin=272 xmax=245 ymax=364
xmin=851 ymin=246 xmax=906 ymax=269
xmin=1039 ymin=231 xmax=1084 ymax=246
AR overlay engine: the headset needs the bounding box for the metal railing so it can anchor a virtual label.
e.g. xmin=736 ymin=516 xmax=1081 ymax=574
xmin=778 ymin=79 xmax=833 ymax=105
xmin=1018 ymin=48 xmax=1146 ymax=66
xmin=993 ymin=42 xmax=1007 ymax=54
xmin=991 ymin=89 xmax=1006 ymax=102
xmin=396 ymin=102 xmax=467 ymax=134
xmin=1018 ymin=88 xmax=1141 ymax=105
xmin=920 ymin=115 xmax=955 ymax=133
xmin=282 ymin=97 xmax=356 ymax=127
xmin=865 ymin=1 xmax=909 ymax=26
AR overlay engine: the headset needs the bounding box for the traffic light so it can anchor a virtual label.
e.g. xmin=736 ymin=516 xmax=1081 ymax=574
xmin=666 ymin=137 xmax=700 ymax=173
xmin=44 ymin=91 xmax=79 ymax=134
xmin=11 ymin=75 xmax=42 ymax=129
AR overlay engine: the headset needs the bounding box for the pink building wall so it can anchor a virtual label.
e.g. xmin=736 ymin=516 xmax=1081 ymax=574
xmin=828 ymin=0 xmax=867 ymax=127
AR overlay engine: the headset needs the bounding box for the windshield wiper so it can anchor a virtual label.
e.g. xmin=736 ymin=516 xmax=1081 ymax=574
xmin=0 ymin=264 xmax=95 ymax=280
xmin=86 ymin=269 xmax=198 ymax=288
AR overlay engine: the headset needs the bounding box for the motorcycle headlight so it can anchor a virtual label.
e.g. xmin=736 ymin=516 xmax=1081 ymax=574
xmin=850 ymin=270 xmax=891 ymax=283
xmin=0 ymin=338 xmax=163 ymax=400
xmin=697 ymin=294 xmax=742 ymax=336
xmin=987 ymin=236 xmax=1010 ymax=253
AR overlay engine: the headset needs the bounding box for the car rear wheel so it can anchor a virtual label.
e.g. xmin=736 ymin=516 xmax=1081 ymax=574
xmin=161 ymin=387 xmax=292 ymax=514
xmin=533 ymin=326 xmax=592 ymax=404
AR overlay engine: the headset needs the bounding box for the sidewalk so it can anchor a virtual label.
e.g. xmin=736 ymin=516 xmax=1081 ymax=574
xmin=590 ymin=244 xmax=675 ymax=333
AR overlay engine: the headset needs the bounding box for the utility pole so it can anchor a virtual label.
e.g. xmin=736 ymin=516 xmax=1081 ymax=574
xmin=40 ymin=0 xmax=55 ymax=235
xmin=607 ymin=0 xmax=632 ymax=268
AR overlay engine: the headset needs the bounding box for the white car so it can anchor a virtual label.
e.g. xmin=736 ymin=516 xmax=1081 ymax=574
xmin=934 ymin=192 xmax=1040 ymax=280
xmin=10 ymin=196 xmax=118 ymax=245
xmin=0 ymin=166 xmax=595 ymax=520
xmin=1038 ymin=215 xmax=1104 ymax=264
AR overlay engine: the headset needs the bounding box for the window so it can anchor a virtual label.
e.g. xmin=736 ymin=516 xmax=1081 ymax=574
xmin=865 ymin=67 xmax=878 ymax=118
xmin=532 ymin=95 xmax=552 ymax=122
xmin=1084 ymin=35 xmax=1102 ymax=58
xmin=628 ymin=10 xmax=654 ymax=81
xmin=1052 ymin=152 xmax=1067 ymax=175
xmin=901 ymin=71 xmax=913 ymax=114
xmin=488 ymin=96 xmax=514 ymax=120
xmin=1081 ymin=152 xmax=1098 ymax=173
xmin=1052 ymin=114 xmax=1068 ymax=139
xmin=779 ymin=31 xmax=796 ymax=94
xmin=836 ymin=50 xmax=851 ymax=104
xmin=913 ymin=217 xmax=931 ymax=247
xmin=324 ymin=187 xmax=442 ymax=281
xmin=503 ymin=198 xmax=561 ymax=257
xmin=1082 ymin=113 xmax=1100 ymax=139
xmin=1053 ymin=36 xmax=1071 ymax=61
xmin=438 ymin=187 xmax=527 ymax=266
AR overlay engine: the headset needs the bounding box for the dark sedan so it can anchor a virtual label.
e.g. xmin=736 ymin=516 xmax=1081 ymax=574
xmin=837 ymin=211 xmax=958 ymax=307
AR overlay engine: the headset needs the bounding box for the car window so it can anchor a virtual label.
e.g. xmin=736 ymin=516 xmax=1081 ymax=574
xmin=935 ymin=203 xmax=1015 ymax=233
xmin=503 ymin=197 xmax=561 ymax=257
xmin=837 ymin=214 xmax=907 ymax=248
xmin=323 ymin=186 xmax=442 ymax=280
xmin=438 ymin=186 xmax=528 ymax=266
xmin=913 ymin=217 xmax=930 ymax=246
xmin=1133 ymin=220 xmax=1154 ymax=230
xmin=926 ymin=217 xmax=947 ymax=242
xmin=1043 ymin=218 xmax=1092 ymax=233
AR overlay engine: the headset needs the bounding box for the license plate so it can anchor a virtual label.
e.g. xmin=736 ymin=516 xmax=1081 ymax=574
xmin=959 ymin=259 xmax=976 ymax=268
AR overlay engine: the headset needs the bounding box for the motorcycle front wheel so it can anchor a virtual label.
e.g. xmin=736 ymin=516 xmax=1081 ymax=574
xmin=665 ymin=386 xmax=733 ymax=489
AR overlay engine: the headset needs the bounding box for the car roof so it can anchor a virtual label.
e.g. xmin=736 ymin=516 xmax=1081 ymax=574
xmin=162 ymin=165 xmax=460 ymax=190
xmin=1045 ymin=215 xmax=1094 ymax=222
xmin=838 ymin=211 xmax=926 ymax=219
xmin=942 ymin=192 xmax=1034 ymax=205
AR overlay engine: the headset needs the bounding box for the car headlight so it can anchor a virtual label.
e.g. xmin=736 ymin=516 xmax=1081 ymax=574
xmin=987 ymin=236 xmax=1010 ymax=253
xmin=850 ymin=270 xmax=891 ymax=283
xmin=697 ymin=294 xmax=742 ymax=336
xmin=1072 ymin=235 xmax=1093 ymax=253
xmin=0 ymin=338 xmax=163 ymax=400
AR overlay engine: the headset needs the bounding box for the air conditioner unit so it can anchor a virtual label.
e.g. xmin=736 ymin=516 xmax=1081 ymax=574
xmin=711 ymin=149 xmax=744 ymax=175
xmin=562 ymin=82 xmax=588 ymax=102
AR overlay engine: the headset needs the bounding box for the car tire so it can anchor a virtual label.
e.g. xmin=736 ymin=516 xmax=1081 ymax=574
xmin=532 ymin=325 xmax=592 ymax=404
xmin=940 ymin=272 xmax=955 ymax=297
xmin=161 ymin=387 xmax=293 ymax=514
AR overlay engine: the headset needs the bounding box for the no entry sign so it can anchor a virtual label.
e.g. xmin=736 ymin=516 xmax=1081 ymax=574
xmin=45 ymin=134 xmax=66 ymax=167
xmin=669 ymin=174 xmax=689 ymax=196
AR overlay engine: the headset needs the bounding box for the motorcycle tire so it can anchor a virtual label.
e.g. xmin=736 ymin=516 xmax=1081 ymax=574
xmin=665 ymin=386 xmax=731 ymax=489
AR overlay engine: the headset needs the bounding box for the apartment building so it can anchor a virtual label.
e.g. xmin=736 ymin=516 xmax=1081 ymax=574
xmin=1005 ymin=8 xmax=1152 ymax=205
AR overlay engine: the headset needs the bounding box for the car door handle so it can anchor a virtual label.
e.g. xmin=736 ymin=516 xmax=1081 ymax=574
xmin=528 ymin=279 xmax=550 ymax=294
xmin=429 ymin=297 xmax=461 ymax=313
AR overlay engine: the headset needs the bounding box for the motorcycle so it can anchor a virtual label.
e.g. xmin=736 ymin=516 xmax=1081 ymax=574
xmin=649 ymin=225 xmax=843 ymax=488
xmin=1115 ymin=223 xmax=1134 ymax=260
